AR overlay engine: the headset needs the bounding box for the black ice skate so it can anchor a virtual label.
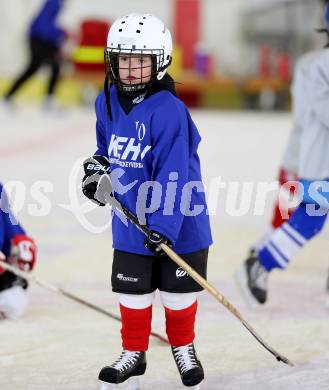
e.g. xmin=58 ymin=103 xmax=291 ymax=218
xmin=98 ymin=350 xmax=146 ymax=386
xmin=171 ymin=343 xmax=204 ymax=387
xmin=235 ymin=253 xmax=268 ymax=306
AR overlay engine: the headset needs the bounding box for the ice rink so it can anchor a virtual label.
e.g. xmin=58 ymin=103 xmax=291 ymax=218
xmin=1 ymin=104 xmax=329 ymax=390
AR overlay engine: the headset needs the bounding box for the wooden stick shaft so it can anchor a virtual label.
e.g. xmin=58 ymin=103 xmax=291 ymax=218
xmin=159 ymin=244 xmax=293 ymax=366
xmin=85 ymin=179 xmax=294 ymax=365
xmin=115 ymin=200 xmax=293 ymax=365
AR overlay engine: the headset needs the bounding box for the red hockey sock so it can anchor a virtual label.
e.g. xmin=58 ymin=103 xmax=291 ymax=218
xmin=120 ymin=304 xmax=152 ymax=351
xmin=271 ymin=201 xmax=293 ymax=229
xmin=164 ymin=300 xmax=197 ymax=346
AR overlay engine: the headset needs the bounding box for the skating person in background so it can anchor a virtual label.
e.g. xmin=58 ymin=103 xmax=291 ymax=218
xmin=3 ymin=0 xmax=66 ymax=109
xmin=248 ymin=49 xmax=322 ymax=254
xmin=249 ymin=123 xmax=301 ymax=256
xmin=82 ymin=13 xmax=212 ymax=389
xmin=235 ymin=3 xmax=329 ymax=307
xmin=0 ymin=183 xmax=37 ymax=320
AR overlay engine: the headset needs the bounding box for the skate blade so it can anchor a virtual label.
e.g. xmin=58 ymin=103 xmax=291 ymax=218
xmin=124 ymin=378 xmax=140 ymax=390
xmin=99 ymin=378 xmax=140 ymax=390
xmin=234 ymin=266 xmax=261 ymax=309
xmin=99 ymin=382 xmax=118 ymax=389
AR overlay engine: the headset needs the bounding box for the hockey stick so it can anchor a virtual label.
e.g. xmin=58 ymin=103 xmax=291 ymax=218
xmin=96 ymin=174 xmax=294 ymax=366
xmin=0 ymin=257 xmax=169 ymax=345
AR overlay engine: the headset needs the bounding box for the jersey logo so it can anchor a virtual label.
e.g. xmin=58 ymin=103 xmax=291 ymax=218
xmin=133 ymin=94 xmax=146 ymax=105
xmin=108 ymin=134 xmax=151 ymax=163
xmin=176 ymin=267 xmax=187 ymax=278
xmin=136 ymin=121 xmax=146 ymax=141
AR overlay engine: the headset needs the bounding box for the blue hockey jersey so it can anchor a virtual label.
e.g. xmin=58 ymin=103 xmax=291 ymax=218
xmin=0 ymin=183 xmax=25 ymax=257
xmin=94 ymin=86 xmax=212 ymax=255
xmin=29 ymin=0 xmax=65 ymax=47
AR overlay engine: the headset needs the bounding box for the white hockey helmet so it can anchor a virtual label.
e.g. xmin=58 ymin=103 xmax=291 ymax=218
xmin=105 ymin=13 xmax=173 ymax=94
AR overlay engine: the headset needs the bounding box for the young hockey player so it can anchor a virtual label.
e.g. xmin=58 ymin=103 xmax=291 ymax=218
xmin=0 ymin=182 xmax=37 ymax=320
xmin=82 ymin=13 xmax=212 ymax=389
xmin=235 ymin=3 xmax=329 ymax=307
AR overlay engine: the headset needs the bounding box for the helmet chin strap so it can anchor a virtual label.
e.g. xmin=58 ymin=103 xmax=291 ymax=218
xmin=121 ymin=81 xmax=149 ymax=95
xmin=104 ymin=75 xmax=113 ymax=121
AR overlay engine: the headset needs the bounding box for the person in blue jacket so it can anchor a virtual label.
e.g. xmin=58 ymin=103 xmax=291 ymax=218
xmin=0 ymin=183 xmax=37 ymax=320
xmin=4 ymin=0 xmax=66 ymax=107
xmin=82 ymin=13 xmax=212 ymax=389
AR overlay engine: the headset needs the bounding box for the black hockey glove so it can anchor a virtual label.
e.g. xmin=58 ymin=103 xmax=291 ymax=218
xmin=0 ymin=271 xmax=28 ymax=292
xmin=82 ymin=155 xmax=111 ymax=206
xmin=144 ymin=230 xmax=171 ymax=257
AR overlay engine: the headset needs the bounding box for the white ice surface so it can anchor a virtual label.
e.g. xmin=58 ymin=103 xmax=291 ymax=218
xmin=0 ymin=104 xmax=328 ymax=389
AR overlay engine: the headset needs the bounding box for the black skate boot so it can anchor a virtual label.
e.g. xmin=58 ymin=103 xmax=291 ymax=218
xmin=235 ymin=253 xmax=268 ymax=306
xmin=98 ymin=350 xmax=146 ymax=385
xmin=171 ymin=343 xmax=204 ymax=387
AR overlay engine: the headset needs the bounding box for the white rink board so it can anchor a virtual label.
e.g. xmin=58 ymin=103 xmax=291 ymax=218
xmin=0 ymin=105 xmax=329 ymax=390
